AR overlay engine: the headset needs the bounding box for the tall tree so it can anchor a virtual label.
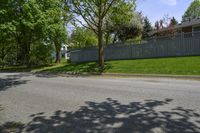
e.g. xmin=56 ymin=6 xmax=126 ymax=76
xmin=155 ymin=21 xmax=160 ymax=30
xmin=117 ymin=12 xmax=144 ymax=42
xmin=169 ymin=17 xmax=178 ymax=27
xmin=104 ymin=1 xmax=136 ymax=44
xmin=70 ymin=27 xmax=97 ymax=49
xmin=0 ymin=0 xmax=70 ymax=66
xmin=154 ymin=16 xmax=178 ymax=37
xmin=154 ymin=16 xmax=178 ymax=30
xmin=45 ymin=0 xmax=70 ymax=63
xmin=48 ymin=24 xmax=68 ymax=63
xmin=142 ymin=17 xmax=153 ymax=39
xmin=182 ymin=0 xmax=200 ymax=21
xmin=0 ymin=0 xmax=48 ymax=65
xmin=71 ymin=0 xmax=136 ymax=68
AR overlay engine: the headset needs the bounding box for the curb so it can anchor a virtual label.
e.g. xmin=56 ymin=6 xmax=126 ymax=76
xmin=5 ymin=71 xmax=199 ymax=80
xmin=101 ymin=73 xmax=200 ymax=79
xmin=34 ymin=72 xmax=200 ymax=80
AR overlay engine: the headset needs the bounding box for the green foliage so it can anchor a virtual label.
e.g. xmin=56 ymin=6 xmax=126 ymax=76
xmin=71 ymin=0 xmax=136 ymax=67
xmin=0 ymin=0 xmax=70 ymax=67
xmin=142 ymin=17 xmax=153 ymax=39
xmin=69 ymin=27 xmax=97 ymax=49
xmin=44 ymin=0 xmax=70 ymax=63
xmin=182 ymin=0 xmax=200 ymax=21
xmin=125 ymin=36 xmax=142 ymax=44
xmin=105 ymin=1 xmax=135 ymax=31
xmin=104 ymin=1 xmax=138 ymax=43
xmin=169 ymin=17 xmax=178 ymax=26
xmin=117 ymin=12 xmax=144 ymax=42
xmin=29 ymin=43 xmax=53 ymax=67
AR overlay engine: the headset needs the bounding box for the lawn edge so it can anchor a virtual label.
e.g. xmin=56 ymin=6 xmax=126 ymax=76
xmin=30 ymin=71 xmax=200 ymax=80
xmin=102 ymin=73 xmax=200 ymax=80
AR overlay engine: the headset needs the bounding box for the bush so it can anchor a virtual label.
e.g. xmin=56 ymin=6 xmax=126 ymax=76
xmin=29 ymin=43 xmax=53 ymax=67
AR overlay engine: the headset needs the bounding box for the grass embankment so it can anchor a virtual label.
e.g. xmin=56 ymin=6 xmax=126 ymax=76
xmin=31 ymin=56 xmax=200 ymax=75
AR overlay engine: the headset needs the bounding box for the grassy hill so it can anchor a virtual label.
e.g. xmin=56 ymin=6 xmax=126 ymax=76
xmin=32 ymin=56 xmax=200 ymax=75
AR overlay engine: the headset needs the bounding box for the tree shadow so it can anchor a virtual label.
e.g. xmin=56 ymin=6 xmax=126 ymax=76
xmin=34 ymin=73 xmax=61 ymax=78
xmin=1 ymin=98 xmax=200 ymax=133
xmin=5 ymin=73 xmax=32 ymax=79
xmin=38 ymin=62 xmax=112 ymax=74
xmin=0 ymin=74 xmax=30 ymax=91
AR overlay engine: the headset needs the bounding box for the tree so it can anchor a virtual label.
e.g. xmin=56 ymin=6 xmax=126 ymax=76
xmin=48 ymin=24 xmax=68 ymax=63
xmin=0 ymin=0 xmax=48 ymax=65
xmin=117 ymin=12 xmax=144 ymax=42
xmin=0 ymin=30 xmax=16 ymax=67
xmin=142 ymin=17 xmax=153 ymax=39
xmin=70 ymin=27 xmax=97 ymax=49
xmin=71 ymin=0 xmax=136 ymax=68
xmin=169 ymin=17 xmax=178 ymax=27
xmin=45 ymin=0 xmax=70 ymax=63
xmin=182 ymin=0 xmax=200 ymax=21
xmin=0 ymin=0 xmax=70 ymax=66
xmin=104 ymin=1 xmax=136 ymax=44
xmin=154 ymin=15 xmax=173 ymax=30
xmin=155 ymin=21 xmax=160 ymax=30
xmin=154 ymin=16 xmax=178 ymax=37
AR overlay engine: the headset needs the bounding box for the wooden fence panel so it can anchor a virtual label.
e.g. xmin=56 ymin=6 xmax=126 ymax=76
xmin=70 ymin=35 xmax=200 ymax=63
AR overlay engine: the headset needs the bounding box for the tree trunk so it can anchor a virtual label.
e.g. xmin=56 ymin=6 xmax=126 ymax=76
xmin=1 ymin=45 xmax=5 ymax=61
xmin=55 ymin=51 xmax=61 ymax=63
xmin=105 ymin=32 xmax=110 ymax=46
xmin=98 ymin=29 xmax=104 ymax=68
xmin=112 ymin=33 xmax=117 ymax=44
xmin=24 ymin=42 xmax=31 ymax=67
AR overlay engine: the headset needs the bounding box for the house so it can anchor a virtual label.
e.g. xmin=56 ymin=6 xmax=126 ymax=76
xmin=153 ymin=17 xmax=200 ymax=37
xmin=61 ymin=44 xmax=70 ymax=59
xmin=176 ymin=17 xmax=200 ymax=33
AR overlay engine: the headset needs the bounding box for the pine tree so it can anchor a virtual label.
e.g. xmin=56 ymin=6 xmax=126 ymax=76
xmin=169 ymin=17 xmax=178 ymax=27
xmin=142 ymin=17 xmax=153 ymax=39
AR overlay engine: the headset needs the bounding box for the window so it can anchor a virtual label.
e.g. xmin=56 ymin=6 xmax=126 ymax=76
xmin=193 ymin=26 xmax=200 ymax=32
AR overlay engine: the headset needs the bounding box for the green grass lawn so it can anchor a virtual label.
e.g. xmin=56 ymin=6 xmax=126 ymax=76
xmin=31 ymin=56 xmax=200 ymax=75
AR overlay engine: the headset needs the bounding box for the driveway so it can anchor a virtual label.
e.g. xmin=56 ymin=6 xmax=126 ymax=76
xmin=0 ymin=72 xmax=200 ymax=133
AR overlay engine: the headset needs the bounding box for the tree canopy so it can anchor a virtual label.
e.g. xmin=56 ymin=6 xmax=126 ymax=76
xmin=182 ymin=0 xmax=200 ymax=21
xmin=0 ymin=0 xmax=70 ymax=66
xmin=142 ymin=17 xmax=153 ymax=39
xmin=104 ymin=1 xmax=138 ymax=44
xmin=69 ymin=27 xmax=97 ymax=49
xmin=70 ymin=0 xmax=136 ymax=68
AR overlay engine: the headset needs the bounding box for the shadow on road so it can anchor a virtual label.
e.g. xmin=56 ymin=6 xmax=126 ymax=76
xmin=34 ymin=73 xmax=60 ymax=78
xmin=1 ymin=98 xmax=200 ymax=133
xmin=0 ymin=74 xmax=30 ymax=91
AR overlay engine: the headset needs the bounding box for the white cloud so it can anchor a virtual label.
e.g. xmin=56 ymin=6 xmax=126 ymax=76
xmin=160 ymin=0 xmax=177 ymax=6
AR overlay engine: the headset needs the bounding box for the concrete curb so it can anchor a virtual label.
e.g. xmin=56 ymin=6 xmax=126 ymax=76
xmin=1 ymin=71 xmax=200 ymax=80
xmin=101 ymin=73 xmax=200 ymax=79
xmin=34 ymin=72 xmax=200 ymax=80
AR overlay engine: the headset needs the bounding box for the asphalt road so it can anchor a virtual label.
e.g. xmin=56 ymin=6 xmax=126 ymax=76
xmin=0 ymin=72 xmax=200 ymax=133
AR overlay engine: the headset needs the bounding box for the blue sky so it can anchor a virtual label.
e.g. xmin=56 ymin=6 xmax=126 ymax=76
xmin=67 ymin=0 xmax=193 ymax=33
xmin=136 ymin=0 xmax=192 ymax=24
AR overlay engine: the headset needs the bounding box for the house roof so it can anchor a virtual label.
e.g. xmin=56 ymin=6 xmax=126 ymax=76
xmin=153 ymin=18 xmax=200 ymax=34
xmin=176 ymin=18 xmax=200 ymax=28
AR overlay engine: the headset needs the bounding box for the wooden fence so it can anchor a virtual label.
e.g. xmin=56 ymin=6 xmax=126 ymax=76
xmin=70 ymin=32 xmax=200 ymax=63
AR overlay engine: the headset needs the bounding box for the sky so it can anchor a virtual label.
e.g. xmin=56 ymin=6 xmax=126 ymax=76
xmin=68 ymin=0 xmax=193 ymax=33
xmin=136 ymin=0 xmax=193 ymax=25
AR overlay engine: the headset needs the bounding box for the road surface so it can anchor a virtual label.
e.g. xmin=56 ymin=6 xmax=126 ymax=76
xmin=0 ymin=72 xmax=200 ymax=133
